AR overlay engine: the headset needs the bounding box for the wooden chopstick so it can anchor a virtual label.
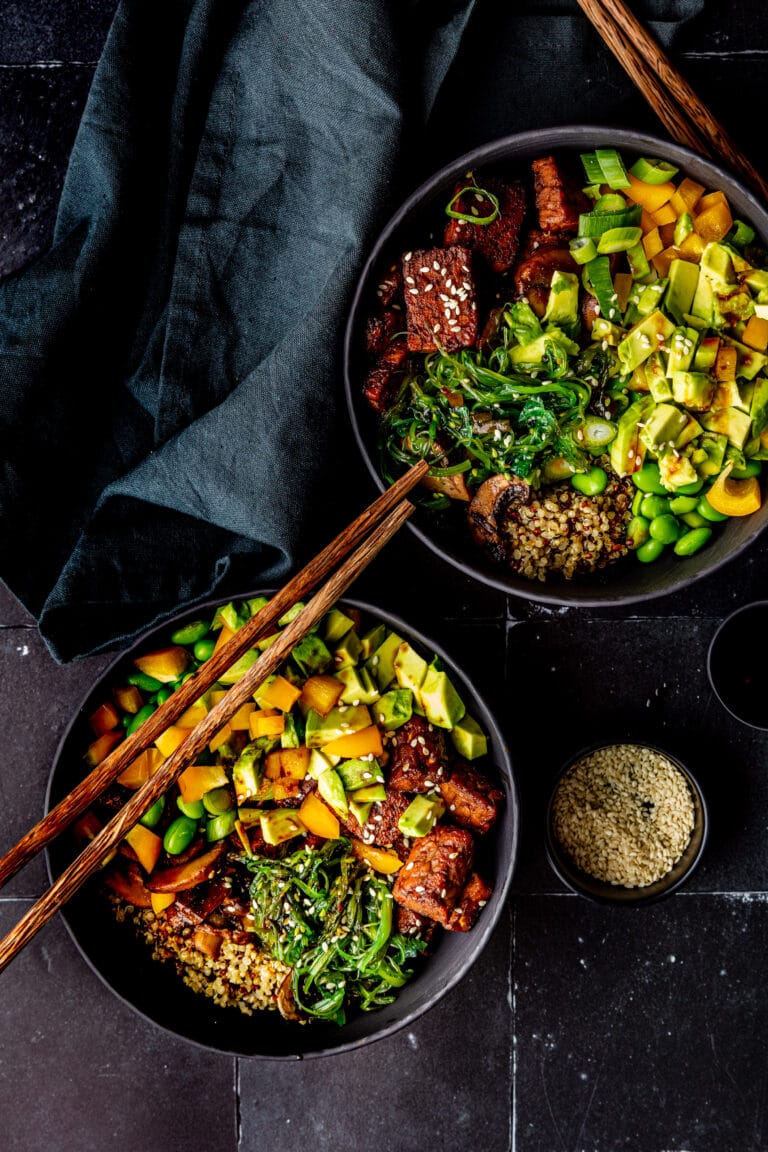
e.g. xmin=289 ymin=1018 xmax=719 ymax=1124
xmin=576 ymin=0 xmax=768 ymax=205
xmin=0 ymin=497 xmax=416 ymax=975
xmin=0 ymin=459 xmax=428 ymax=892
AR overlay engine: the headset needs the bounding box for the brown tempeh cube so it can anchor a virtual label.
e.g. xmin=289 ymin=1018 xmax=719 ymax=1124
xmin=531 ymin=155 xmax=584 ymax=234
xmin=388 ymin=715 xmax=447 ymax=793
xmin=392 ymin=825 xmax=474 ymax=925
xmin=360 ymin=788 xmax=412 ymax=856
xmin=403 ymin=246 xmax=478 ymax=353
xmin=439 ymin=759 xmax=504 ymax=836
xmin=396 ymin=904 xmax=438 ymax=944
xmin=444 ymin=175 xmax=526 ymax=274
xmin=445 ymin=871 xmax=492 ymax=932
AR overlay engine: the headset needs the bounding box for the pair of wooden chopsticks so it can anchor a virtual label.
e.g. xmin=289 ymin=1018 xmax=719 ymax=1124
xmin=576 ymin=0 xmax=768 ymax=205
xmin=0 ymin=460 xmax=428 ymax=975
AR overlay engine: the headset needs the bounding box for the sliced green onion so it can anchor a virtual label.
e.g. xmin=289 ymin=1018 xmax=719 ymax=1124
xmin=580 ymin=152 xmax=605 ymax=184
xmin=569 ymin=236 xmax=597 ymax=265
xmin=582 ymin=183 xmax=603 ymax=202
xmin=585 ymin=255 xmax=617 ymax=321
xmin=578 ymin=204 xmax=642 ymax=237
xmin=629 ymin=156 xmax=679 ymax=184
xmin=596 ymin=226 xmax=643 ymax=254
xmin=595 ymin=148 xmax=631 ymax=189
xmin=627 ymin=241 xmax=651 ymax=280
xmin=580 ymin=415 xmax=618 ymax=452
xmin=445 ymin=185 xmax=500 ymax=225
xmin=728 ymin=219 xmax=756 ymax=249
xmin=673 ymin=212 xmax=694 ymax=247
xmin=593 ymin=192 xmax=629 ymax=214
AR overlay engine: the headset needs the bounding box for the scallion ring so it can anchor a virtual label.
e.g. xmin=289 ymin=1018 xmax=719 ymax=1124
xmin=628 ymin=156 xmax=679 ymax=184
xmin=445 ymin=185 xmax=500 ymax=226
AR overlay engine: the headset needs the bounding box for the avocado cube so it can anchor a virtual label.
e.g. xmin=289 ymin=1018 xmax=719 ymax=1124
xmin=316 ymin=768 xmax=348 ymax=819
xmin=690 ymin=272 xmax=716 ymax=324
xmin=744 ymin=268 xmax=768 ymax=293
xmin=450 ymin=714 xmax=488 ymax=761
xmin=693 ymin=432 xmax=729 ymax=476
xmin=375 ymin=688 xmax=414 ymax=731
xmin=218 ymin=648 xmax=260 ymax=685
xmin=640 ymin=403 xmax=689 ymax=451
xmin=609 ymin=395 xmax=655 ymax=476
xmin=365 ymin=631 xmax=403 ymax=690
xmin=292 ymin=634 xmax=333 ymax=676
xmin=714 ymin=285 xmax=755 ymax=327
xmin=419 ymin=668 xmax=466 ymax=730
xmin=359 ymin=622 xmax=387 ymax=660
xmin=543 ymin=270 xmax=580 ymax=330
xmin=336 ymin=664 xmax=380 ymax=706
xmin=260 ymin=810 xmax=306 ymax=846
xmin=277 ymin=601 xmax=307 ymax=627
xmin=330 ymin=630 xmax=362 ymax=671
xmin=393 ymin=642 xmax=429 ymax=698
xmin=636 ymin=280 xmax=667 ymax=317
xmin=304 ymin=704 xmax=371 ymax=748
xmin=711 ymin=379 xmax=748 ymax=413
xmin=336 ymin=758 xmax=384 ymax=792
xmin=700 ymin=406 xmax=752 ymax=448
xmin=693 ymin=335 xmax=720 ymax=371
xmin=674 ymin=414 xmax=703 ymax=449
xmin=658 ymin=451 xmax=698 ymax=490
xmin=322 ymin=607 xmax=355 ymax=644
xmin=307 ymin=748 xmax=335 ymax=780
xmin=509 ymin=333 xmax=551 ymax=365
xmin=591 ymin=318 xmax=624 ymax=346
xmin=618 ymin=310 xmax=676 ymax=373
xmin=645 ymin=352 xmax=673 ymax=401
xmin=280 ymin=714 xmax=302 ymax=749
xmin=232 ymin=744 xmax=262 ymax=804
xmin=348 ymin=799 xmax=373 ymax=829
xmin=397 ymin=795 xmax=446 ymax=839
xmin=671 ymin=371 xmax=716 ymax=412
xmin=666 ymin=326 xmax=699 ymax=375
xmin=700 ymin=242 xmax=735 ymax=286
xmin=750 ymin=376 xmax=768 ymax=437
xmin=349 ymin=783 xmax=387 ymax=803
xmin=665 ymin=260 xmax=700 ymax=324
xmin=720 ymin=335 xmax=768 ymax=381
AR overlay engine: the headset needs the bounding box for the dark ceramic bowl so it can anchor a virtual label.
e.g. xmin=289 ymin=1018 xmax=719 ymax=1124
xmin=45 ymin=593 xmax=519 ymax=1059
xmin=707 ymin=599 xmax=768 ymax=730
xmin=545 ymin=741 xmax=707 ymax=905
xmin=344 ymin=124 xmax=768 ymax=606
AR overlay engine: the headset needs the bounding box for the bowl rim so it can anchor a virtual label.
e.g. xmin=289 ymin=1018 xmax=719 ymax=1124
xmin=44 ymin=590 xmax=519 ymax=1059
xmin=707 ymin=598 xmax=768 ymax=731
xmin=544 ymin=738 xmax=708 ymax=906
xmin=343 ymin=123 xmax=768 ymax=607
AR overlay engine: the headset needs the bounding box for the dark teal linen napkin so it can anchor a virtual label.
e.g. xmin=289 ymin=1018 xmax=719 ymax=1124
xmin=0 ymin=0 xmax=703 ymax=660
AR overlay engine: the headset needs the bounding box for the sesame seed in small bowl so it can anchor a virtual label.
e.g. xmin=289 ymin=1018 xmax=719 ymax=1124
xmin=545 ymin=742 xmax=707 ymax=905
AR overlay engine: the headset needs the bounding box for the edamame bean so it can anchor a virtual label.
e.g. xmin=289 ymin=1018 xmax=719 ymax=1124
xmin=675 ymin=477 xmax=705 ymax=496
xmin=203 ymin=786 xmax=234 ymax=815
xmin=126 ymin=703 xmax=155 ymax=736
xmin=170 ymin=619 xmax=210 ymax=646
xmin=193 ymin=636 xmax=216 ymax=662
xmin=206 ymin=810 xmax=237 ymax=842
xmin=636 ymin=538 xmax=666 ymax=563
xmin=571 ymin=466 xmax=608 ymax=496
xmin=626 ymin=515 xmax=650 ymax=549
xmin=681 ymin=510 xmax=708 ymax=529
xmin=697 ymin=495 xmax=730 ymax=523
xmin=631 ymin=490 xmax=645 ymax=516
xmin=673 ymin=526 xmax=713 ymax=556
xmin=730 ymin=459 xmax=762 ymax=480
xmin=640 ymin=494 xmax=668 ymax=520
xmin=163 ymin=816 xmax=198 ymax=856
xmin=668 ymin=495 xmax=699 ymax=515
xmin=649 ymin=514 xmax=682 ymax=545
xmin=632 ymin=462 xmax=667 ymax=494
xmin=177 ymin=797 xmax=204 ymax=819
xmin=126 ymin=671 xmax=164 ymax=692
xmin=139 ymin=796 xmax=165 ymax=829
xmin=152 ymin=686 xmax=173 ymax=705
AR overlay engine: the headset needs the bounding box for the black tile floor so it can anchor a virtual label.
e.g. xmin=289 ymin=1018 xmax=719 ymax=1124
xmin=2 ymin=2 xmax=768 ymax=1149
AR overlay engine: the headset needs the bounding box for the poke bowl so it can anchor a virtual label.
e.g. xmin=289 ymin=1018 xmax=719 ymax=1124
xmin=344 ymin=125 xmax=768 ymax=606
xmin=45 ymin=592 xmax=518 ymax=1059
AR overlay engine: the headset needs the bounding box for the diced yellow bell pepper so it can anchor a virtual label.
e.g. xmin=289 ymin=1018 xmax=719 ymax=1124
xmin=208 ymin=723 xmax=233 ymax=753
xmin=133 ymin=645 xmax=190 ymax=683
xmin=676 ymin=177 xmax=705 ymax=211
xmin=625 ymin=173 xmax=676 ymax=212
xmin=658 ymin=222 xmax=676 ymax=248
xmin=299 ymin=674 xmax=344 ymax=717
xmin=614 ymin=273 xmax=633 ymax=313
xmin=668 ymin=190 xmax=688 ymax=217
xmin=320 ymin=725 xmax=384 ymax=759
xmin=213 ymin=625 xmax=236 ymax=655
xmin=742 ymin=315 xmax=768 ymax=352
xmin=640 ymin=208 xmax=656 ymax=234
xmin=113 ymin=685 xmax=144 ymax=714
xmin=85 ymin=730 xmax=123 ymax=767
xmin=255 ymin=674 xmax=302 ymax=712
xmin=651 ymin=203 xmax=677 ymax=227
xmin=229 ymin=702 xmax=255 ymax=730
xmin=694 ymin=201 xmax=733 ymax=243
xmin=249 ymin=709 xmax=286 ymax=739
xmin=298 ymin=792 xmax=340 ymax=840
xmin=351 ymin=840 xmax=403 ymax=874
xmin=89 ymin=701 xmax=120 ymax=736
xmin=154 ymin=725 xmax=189 ymax=758
xmin=125 ymin=824 xmax=163 ymax=874
xmin=678 ymin=231 xmax=706 ymax=261
xmin=177 ymin=699 xmax=209 ymax=728
xmin=150 ymin=891 xmax=176 ymax=914
xmin=714 ymin=346 xmax=738 ymax=382
xmin=272 ymin=778 xmax=302 ymax=801
xmin=178 ymin=763 xmax=229 ymax=803
xmin=117 ymin=747 xmax=163 ymax=789
xmin=280 ymin=746 xmax=310 ymax=779
xmin=264 ymin=750 xmax=284 ymax=780
xmin=707 ymin=464 xmax=761 ymax=517
xmin=697 ymin=190 xmax=729 ymax=213
xmin=642 ymin=227 xmax=663 ymax=260
xmin=652 ymin=246 xmax=682 ymax=279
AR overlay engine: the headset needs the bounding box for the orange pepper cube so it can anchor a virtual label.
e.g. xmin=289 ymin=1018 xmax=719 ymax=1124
xmin=113 ymin=685 xmax=144 ymax=714
xmin=118 ymin=747 xmax=162 ymax=789
xmin=280 ymin=746 xmax=310 ymax=779
xmin=642 ymin=227 xmax=663 ymax=260
xmin=177 ymin=699 xmax=209 ymax=728
xmin=133 ymin=645 xmax=190 ymax=683
xmin=89 ymin=701 xmax=120 ymax=736
xmin=320 ymin=724 xmax=384 ymax=759
xmin=208 ymin=723 xmax=233 ymax=753
xmin=255 ymin=675 xmax=302 ymax=712
xmin=213 ymin=625 xmax=236 ymax=655
xmin=125 ymin=824 xmax=163 ymax=874
xmin=85 ymin=729 xmax=123 ymax=767
xmin=676 ymin=177 xmax=705 ymax=211
xmin=249 ymin=710 xmax=286 ymax=739
xmin=694 ymin=201 xmax=732 ymax=243
xmin=264 ymin=750 xmax=284 ymax=780
xmin=299 ymin=792 xmax=340 ymax=840
xmin=178 ymin=763 xmax=229 ymax=803
xmin=299 ymin=675 xmax=344 ymax=717
xmin=625 ymin=173 xmax=676 ymax=212
xmin=651 ymin=246 xmax=681 ymax=279
xmin=678 ymin=232 xmax=706 ymax=261
xmin=351 ymin=840 xmax=403 ymax=874
xmin=742 ymin=315 xmax=768 ymax=352
xmin=651 ymin=203 xmax=677 ymax=227
xmin=155 ymin=725 xmax=189 ymax=759
xmin=230 ymin=702 xmax=255 ymax=730
xmin=272 ymin=779 xmax=302 ymax=801
xmin=151 ymin=891 xmax=176 ymax=914
xmin=714 ymin=346 xmax=738 ymax=382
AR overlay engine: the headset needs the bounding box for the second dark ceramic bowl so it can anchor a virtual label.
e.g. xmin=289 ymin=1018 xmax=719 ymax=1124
xmin=707 ymin=600 xmax=768 ymax=730
xmin=343 ymin=124 xmax=768 ymax=607
xmin=45 ymin=592 xmax=519 ymax=1059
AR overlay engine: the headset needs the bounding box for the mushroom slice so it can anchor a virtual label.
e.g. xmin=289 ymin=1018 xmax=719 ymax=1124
xmin=467 ymin=474 xmax=531 ymax=563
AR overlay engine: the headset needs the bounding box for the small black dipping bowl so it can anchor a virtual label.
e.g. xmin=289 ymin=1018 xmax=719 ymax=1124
xmin=545 ymin=741 xmax=707 ymax=905
xmin=707 ymin=600 xmax=768 ymax=730
xmin=45 ymin=594 xmax=519 ymax=1059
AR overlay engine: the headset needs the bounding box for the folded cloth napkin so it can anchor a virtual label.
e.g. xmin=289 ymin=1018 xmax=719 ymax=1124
xmin=0 ymin=0 xmax=703 ymax=661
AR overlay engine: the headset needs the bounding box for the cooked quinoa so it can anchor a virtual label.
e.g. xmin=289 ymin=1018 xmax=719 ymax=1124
xmin=498 ymin=474 xmax=633 ymax=582
xmin=551 ymin=743 xmax=696 ymax=888
xmin=112 ymin=900 xmax=289 ymax=1014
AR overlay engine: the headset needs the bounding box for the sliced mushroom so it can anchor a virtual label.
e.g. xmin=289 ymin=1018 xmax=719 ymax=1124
xmin=467 ymin=474 xmax=531 ymax=563
xmin=276 ymin=971 xmax=304 ymax=1022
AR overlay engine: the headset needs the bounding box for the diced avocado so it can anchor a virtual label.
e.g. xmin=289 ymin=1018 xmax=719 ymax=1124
xmin=714 ymin=284 xmax=755 ymax=328
xmin=750 ymin=376 xmax=768 ymax=437
xmin=316 ymin=769 xmax=348 ymax=819
xmin=591 ymin=317 xmax=624 ymax=346
xmin=397 ymin=795 xmax=446 ymax=839
xmin=543 ymin=270 xmax=580 ymax=333
xmin=336 ymin=758 xmax=384 ymax=792
xmin=665 ymin=260 xmax=700 ymax=323
xmin=212 ymin=601 xmax=246 ymax=632
xmin=418 ymin=667 xmax=466 ymax=730
xmin=304 ymin=704 xmax=371 ymax=748
xmin=280 ymin=714 xmax=302 ymax=749
xmin=700 ymin=241 xmax=736 ymax=286
xmin=636 ymin=279 xmax=667 ymax=317
xmin=450 ymin=714 xmax=488 ymax=761
xmin=693 ymin=335 xmax=720 ymax=371
xmin=674 ymin=414 xmax=703 ymax=449
xmin=743 ymin=268 xmax=768 ymax=293
xmin=666 ymin=326 xmax=699 ymax=375
xmin=232 ymin=743 xmax=262 ymax=804
xmin=640 ymin=403 xmax=689 ymax=450
xmin=349 ymin=783 xmax=387 ymax=803
xmin=260 ymin=809 xmax=306 ymax=846
xmin=218 ymin=648 xmax=260 ymax=685
xmin=322 ymin=607 xmax=355 ymax=644
xmin=645 ymin=351 xmax=673 ymax=402
xmin=630 ymin=362 xmax=650 ymax=392
xmin=690 ymin=272 xmax=716 ymax=324
xmin=359 ymin=622 xmax=387 ymax=660
xmin=509 ymin=334 xmax=551 ymax=365
xmin=307 ymin=748 xmax=335 ymax=780
xmin=330 ymin=630 xmax=362 ymax=671
xmin=692 ymin=432 xmax=729 ymax=476
xmin=291 ymin=634 xmax=333 ymax=676
xmin=375 ymin=688 xmax=413 ymax=730
xmin=610 ymin=395 xmax=655 ymax=476
xmin=256 ymin=631 xmax=280 ymax=652
xmin=348 ymin=799 xmax=373 ymax=829
xmin=246 ymin=595 xmax=270 ymax=617
xmin=711 ymin=378 xmax=749 ymax=413
xmin=365 ymin=631 xmax=403 ymax=690
xmin=393 ymin=642 xmax=429 ymax=698
xmin=658 ymin=451 xmax=698 ymax=490
xmin=336 ymin=665 xmax=380 ymax=706
xmin=618 ymin=310 xmax=676 ymax=373
xmin=719 ymin=335 xmax=768 ymax=381
xmin=671 ymin=371 xmax=716 ymax=412
xmin=700 ymin=406 xmax=752 ymax=448
xmin=277 ymin=601 xmax=307 ymax=626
